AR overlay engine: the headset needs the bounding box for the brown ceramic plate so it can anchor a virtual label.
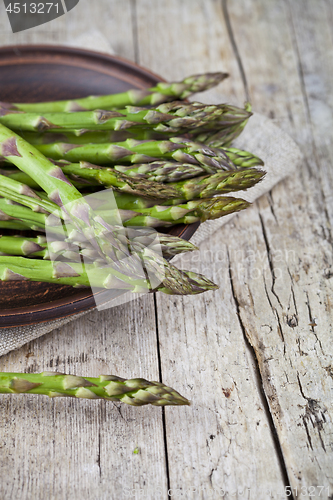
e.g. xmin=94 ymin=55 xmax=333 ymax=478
xmin=0 ymin=45 xmax=199 ymax=328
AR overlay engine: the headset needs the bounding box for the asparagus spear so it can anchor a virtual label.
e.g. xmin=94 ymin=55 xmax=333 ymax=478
xmin=55 ymin=163 xmax=264 ymax=201
xmin=28 ymin=137 xmax=238 ymax=171
xmin=115 ymin=148 xmax=264 ymax=180
xmin=0 ymin=102 xmax=235 ymax=134
xmin=17 ymin=105 xmax=252 ymax=148
xmin=0 ymin=160 xmax=180 ymax=201
xmin=0 ymin=159 xmax=263 ymax=217
xmin=1 ymin=72 xmax=228 ymax=113
xmin=115 ymin=196 xmax=250 ymax=227
xmin=165 ymin=167 xmax=264 ymax=201
xmin=0 ymin=164 xmax=215 ymax=294
xmin=191 ymin=102 xmax=253 ymax=147
xmin=108 ymin=161 xmax=211 ymax=182
xmin=1 ymin=140 xmax=264 ymax=189
xmin=0 ymin=144 xmax=263 ymax=191
xmin=0 ymin=193 xmax=249 ymax=229
xmin=0 ymin=168 xmax=90 ymax=191
xmin=19 ymin=130 xmax=142 ymax=145
xmin=0 ymin=174 xmax=62 ymax=215
xmin=58 ymin=147 xmax=263 ymax=182
xmin=0 ymin=234 xmax=198 ymax=260
xmin=223 ymin=147 xmax=264 ymax=168
xmin=0 ymin=255 xmax=218 ymax=295
xmin=0 ymin=372 xmax=190 ymax=406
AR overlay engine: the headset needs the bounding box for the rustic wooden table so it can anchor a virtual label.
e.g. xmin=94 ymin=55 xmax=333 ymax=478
xmin=0 ymin=1 xmax=332 ymax=499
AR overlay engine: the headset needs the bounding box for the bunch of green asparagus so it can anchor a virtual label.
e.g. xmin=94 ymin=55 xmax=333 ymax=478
xmin=0 ymin=71 xmax=264 ymax=296
xmin=0 ymin=72 xmax=265 ymax=405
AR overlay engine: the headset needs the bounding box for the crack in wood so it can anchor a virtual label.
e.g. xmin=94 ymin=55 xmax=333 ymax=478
xmin=305 ymin=291 xmax=325 ymax=356
xmin=262 ymin=277 xmax=286 ymax=347
xmin=287 ymin=269 xmax=299 ymax=328
xmin=226 ymin=249 xmax=292 ymax=493
xmin=221 ymin=0 xmax=250 ymax=102
xmin=258 ymin=213 xmax=283 ymax=310
xmin=297 ymin=373 xmax=327 ymax=453
xmin=267 ymin=192 xmax=278 ymax=225
xmin=153 ymin=293 xmax=171 ymax=497
xmin=97 ymin=429 xmax=101 ymax=478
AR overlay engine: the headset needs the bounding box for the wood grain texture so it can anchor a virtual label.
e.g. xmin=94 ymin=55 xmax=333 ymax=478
xmin=224 ymin=0 xmax=333 ymax=496
xmin=0 ymin=0 xmax=332 ymax=499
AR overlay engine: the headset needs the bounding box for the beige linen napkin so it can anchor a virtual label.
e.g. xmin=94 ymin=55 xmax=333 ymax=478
xmin=0 ymin=35 xmax=303 ymax=356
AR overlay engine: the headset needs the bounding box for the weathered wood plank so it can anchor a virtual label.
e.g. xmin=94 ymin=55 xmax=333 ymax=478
xmin=135 ymin=0 xmax=289 ymax=498
xmin=156 ymin=240 xmax=287 ymax=499
xmin=0 ymin=0 xmax=332 ymax=499
xmin=0 ymin=2 xmax=167 ymax=498
xmin=134 ymin=0 xmax=246 ymax=105
xmin=225 ymin=0 xmax=333 ymax=496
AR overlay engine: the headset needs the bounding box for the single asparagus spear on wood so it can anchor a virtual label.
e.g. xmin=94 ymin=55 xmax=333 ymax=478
xmin=0 ymin=372 xmax=190 ymax=406
xmin=0 ymin=72 xmax=228 ymax=113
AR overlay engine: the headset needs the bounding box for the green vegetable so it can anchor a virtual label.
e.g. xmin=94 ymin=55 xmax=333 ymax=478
xmin=0 ymin=372 xmax=190 ymax=406
xmin=2 ymin=72 xmax=228 ymax=112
